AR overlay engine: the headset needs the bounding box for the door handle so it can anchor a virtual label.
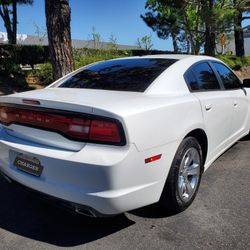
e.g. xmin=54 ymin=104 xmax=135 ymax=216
xmin=233 ymin=101 xmax=238 ymax=107
xmin=205 ymin=104 xmax=212 ymax=111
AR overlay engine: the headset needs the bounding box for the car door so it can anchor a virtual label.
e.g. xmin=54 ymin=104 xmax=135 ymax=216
xmin=211 ymin=62 xmax=249 ymax=140
xmin=185 ymin=62 xmax=233 ymax=161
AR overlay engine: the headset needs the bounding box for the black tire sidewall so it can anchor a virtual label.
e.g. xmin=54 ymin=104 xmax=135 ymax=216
xmin=160 ymin=136 xmax=203 ymax=212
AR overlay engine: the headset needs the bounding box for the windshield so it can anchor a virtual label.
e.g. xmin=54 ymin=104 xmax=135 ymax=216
xmin=58 ymin=58 xmax=177 ymax=92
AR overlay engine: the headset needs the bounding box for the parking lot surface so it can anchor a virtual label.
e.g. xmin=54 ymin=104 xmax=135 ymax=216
xmin=0 ymin=138 xmax=249 ymax=250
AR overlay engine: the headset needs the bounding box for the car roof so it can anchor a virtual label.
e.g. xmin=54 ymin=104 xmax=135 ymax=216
xmin=142 ymin=54 xmax=223 ymax=95
xmin=141 ymin=54 xmax=194 ymax=60
xmin=140 ymin=54 xmax=221 ymax=61
xmin=109 ymin=54 xmax=219 ymax=62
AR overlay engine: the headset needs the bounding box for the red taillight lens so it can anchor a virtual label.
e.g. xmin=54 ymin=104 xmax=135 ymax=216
xmin=90 ymin=120 xmax=121 ymax=142
xmin=0 ymin=105 xmax=124 ymax=145
xmin=22 ymin=99 xmax=40 ymax=105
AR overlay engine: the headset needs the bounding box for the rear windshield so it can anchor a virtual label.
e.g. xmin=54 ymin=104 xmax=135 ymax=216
xmin=58 ymin=58 xmax=177 ymax=92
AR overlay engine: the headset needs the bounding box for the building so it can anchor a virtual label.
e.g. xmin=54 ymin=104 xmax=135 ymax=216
xmin=243 ymin=25 xmax=250 ymax=55
xmin=0 ymin=32 xmax=140 ymax=50
xmin=220 ymin=25 xmax=250 ymax=55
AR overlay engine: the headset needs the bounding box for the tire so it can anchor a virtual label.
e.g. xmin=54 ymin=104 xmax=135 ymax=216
xmin=159 ymin=136 xmax=203 ymax=213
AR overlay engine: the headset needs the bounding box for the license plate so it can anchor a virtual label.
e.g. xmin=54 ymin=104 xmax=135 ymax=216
xmin=13 ymin=153 xmax=43 ymax=177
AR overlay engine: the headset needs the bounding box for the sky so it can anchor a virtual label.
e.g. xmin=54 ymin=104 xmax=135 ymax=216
xmin=0 ymin=0 xmax=249 ymax=51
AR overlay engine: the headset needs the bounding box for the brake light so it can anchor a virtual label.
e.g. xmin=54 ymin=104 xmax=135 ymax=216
xmin=0 ymin=105 xmax=124 ymax=145
xmin=22 ymin=99 xmax=40 ymax=105
xmin=90 ymin=120 xmax=121 ymax=142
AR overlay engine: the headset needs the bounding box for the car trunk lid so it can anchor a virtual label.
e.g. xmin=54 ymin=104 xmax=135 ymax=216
xmin=0 ymin=88 xmax=136 ymax=150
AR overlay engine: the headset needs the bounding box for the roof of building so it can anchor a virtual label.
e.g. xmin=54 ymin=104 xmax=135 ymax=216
xmin=0 ymin=32 xmax=140 ymax=50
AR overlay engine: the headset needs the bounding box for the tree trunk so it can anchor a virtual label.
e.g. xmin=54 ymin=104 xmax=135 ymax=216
xmin=204 ymin=27 xmax=216 ymax=56
xmin=204 ymin=0 xmax=216 ymax=57
xmin=12 ymin=0 xmax=17 ymax=44
xmin=0 ymin=3 xmax=13 ymax=44
xmin=45 ymin=0 xmax=74 ymax=81
xmin=186 ymin=38 xmax=190 ymax=54
xmin=234 ymin=12 xmax=245 ymax=57
xmin=171 ymin=32 xmax=179 ymax=53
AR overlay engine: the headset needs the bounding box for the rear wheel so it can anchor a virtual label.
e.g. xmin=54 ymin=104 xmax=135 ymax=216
xmin=160 ymin=137 xmax=203 ymax=212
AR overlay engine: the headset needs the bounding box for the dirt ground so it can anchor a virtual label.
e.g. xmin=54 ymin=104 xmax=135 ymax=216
xmin=235 ymin=66 xmax=250 ymax=80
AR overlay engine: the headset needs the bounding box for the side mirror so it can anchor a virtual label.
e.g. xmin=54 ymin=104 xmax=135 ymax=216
xmin=243 ymin=79 xmax=250 ymax=88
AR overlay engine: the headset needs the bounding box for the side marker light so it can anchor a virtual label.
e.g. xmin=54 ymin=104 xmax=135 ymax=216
xmin=145 ymin=154 xmax=162 ymax=164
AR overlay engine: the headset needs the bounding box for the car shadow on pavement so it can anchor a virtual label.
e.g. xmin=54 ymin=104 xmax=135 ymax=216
xmin=0 ymin=176 xmax=135 ymax=247
xmin=129 ymin=203 xmax=178 ymax=219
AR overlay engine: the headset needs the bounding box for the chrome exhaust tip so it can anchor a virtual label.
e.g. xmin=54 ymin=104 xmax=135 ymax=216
xmin=75 ymin=207 xmax=97 ymax=217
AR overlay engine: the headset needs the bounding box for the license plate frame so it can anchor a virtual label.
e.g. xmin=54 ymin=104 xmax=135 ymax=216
xmin=13 ymin=153 xmax=43 ymax=177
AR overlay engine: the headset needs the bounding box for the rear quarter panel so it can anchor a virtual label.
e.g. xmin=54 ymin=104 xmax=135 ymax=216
xmin=122 ymin=94 xmax=204 ymax=152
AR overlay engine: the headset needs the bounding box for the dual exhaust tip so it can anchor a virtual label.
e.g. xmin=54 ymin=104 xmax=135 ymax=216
xmin=75 ymin=207 xmax=97 ymax=217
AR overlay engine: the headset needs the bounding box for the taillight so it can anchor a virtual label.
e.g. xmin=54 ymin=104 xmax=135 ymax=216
xmin=90 ymin=120 xmax=121 ymax=142
xmin=0 ymin=105 xmax=125 ymax=145
xmin=22 ymin=99 xmax=40 ymax=105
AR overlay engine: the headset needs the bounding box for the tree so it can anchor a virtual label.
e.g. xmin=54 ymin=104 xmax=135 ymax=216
xmin=201 ymin=0 xmax=236 ymax=56
xmin=137 ymin=35 xmax=153 ymax=50
xmin=141 ymin=0 xmax=207 ymax=54
xmin=142 ymin=0 xmax=236 ymax=56
xmin=108 ymin=33 xmax=118 ymax=50
xmin=45 ymin=0 xmax=74 ymax=80
xmin=0 ymin=0 xmax=33 ymax=44
xmin=91 ymin=27 xmax=102 ymax=49
xmin=141 ymin=0 xmax=182 ymax=53
xmin=200 ymin=0 xmax=216 ymax=56
xmin=34 ymin=22 xmax=47 ymax=45
xmin=182 ymin=1 xmax=206 ymax=54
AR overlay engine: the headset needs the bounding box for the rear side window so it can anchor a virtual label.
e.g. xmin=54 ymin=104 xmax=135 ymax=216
xmin=59 ymin=58 xmax=177 ymax=92
xmin=212 ymin=62 xmax=241 ymax=90
xmin=192 ymin=62 xmax=221 ymax=91
xmin=184 ymin=70 xmax=199 ymax=91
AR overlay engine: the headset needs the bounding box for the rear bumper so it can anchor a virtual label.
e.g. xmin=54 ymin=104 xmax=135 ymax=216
xmin=0 ymin=171 xmax=105 ymax=217
xmin=0 ymin=128 xmax=178 ymax=216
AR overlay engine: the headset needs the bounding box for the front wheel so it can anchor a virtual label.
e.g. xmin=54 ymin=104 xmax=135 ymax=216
xmin=160 ymin=137 xmax=203 ymax=213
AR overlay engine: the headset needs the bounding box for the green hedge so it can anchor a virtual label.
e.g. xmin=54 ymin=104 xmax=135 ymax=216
xmin=0 ymin=44 xmax=171 ymax=68
xmin=0 ymin=44 xmax=50 ymax=72
xmin=73 ymin=48 xmax=176 ymax=69
xmin=1 ymin=44 xmax=249 ymax=71
xmin=0 ymin=44 xmax=173 ymax=75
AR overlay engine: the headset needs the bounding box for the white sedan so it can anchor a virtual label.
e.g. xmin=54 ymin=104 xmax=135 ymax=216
xmin=0 ymin=55 xmax=249 ymax=217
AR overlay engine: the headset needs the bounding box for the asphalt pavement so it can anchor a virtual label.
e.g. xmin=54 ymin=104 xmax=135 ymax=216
xmin=0 ymin=137 xmax=249 ymax=250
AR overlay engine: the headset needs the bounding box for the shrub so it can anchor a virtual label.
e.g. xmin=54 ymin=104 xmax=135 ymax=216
xmin=0 ymin=59 xmax=21 ymax=75
xmin=245 ymin=56 xmax=250 ymax=66
xmin=28 ymin=63 xmax=53 ymax=85
xmin=217 ymin=55 xmax=245 ymax=70
xmin=73 ymin=48 xmax=132 ymax=69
